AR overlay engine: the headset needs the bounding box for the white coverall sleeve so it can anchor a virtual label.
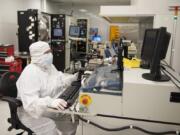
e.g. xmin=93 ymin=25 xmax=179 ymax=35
xmin=59 ymin=72 xmax=77 ymax=88
xmin=16 ymin=67 xmax=53 ymax=119
xmin=51 ymin=65 xmax=77 ymax=88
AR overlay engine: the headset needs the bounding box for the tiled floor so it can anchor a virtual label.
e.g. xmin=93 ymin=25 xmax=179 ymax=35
xmin=0 ymin=101 xmax=24 ymax=135
xmin=0 ymin=101 xmax=82 ymax=135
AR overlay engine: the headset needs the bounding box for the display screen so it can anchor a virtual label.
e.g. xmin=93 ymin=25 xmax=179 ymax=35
xmin=92 ymin=35 xmax=102 ymax=42
xmin=53 ymin=28 xmax=63 ymax=37
xmin=69 ymin=26 xmax=80 ymax=37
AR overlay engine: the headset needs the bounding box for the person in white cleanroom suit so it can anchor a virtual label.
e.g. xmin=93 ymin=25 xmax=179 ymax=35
xmin=16 ymin=41 xmax=78 ymax=135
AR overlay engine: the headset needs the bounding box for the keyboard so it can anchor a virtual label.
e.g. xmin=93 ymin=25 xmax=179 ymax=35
xmin=58 ymin=69 xmax=84 ymax=108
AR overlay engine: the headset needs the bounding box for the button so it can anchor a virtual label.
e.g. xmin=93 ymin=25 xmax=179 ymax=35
xmin=79 ymin=94 xmax=92 ymax=106
xmin=82 ymin=98 xmax=88 ymax=105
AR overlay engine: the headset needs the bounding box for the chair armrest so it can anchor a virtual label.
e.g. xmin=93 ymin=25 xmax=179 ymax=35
xmin=0 ymin=96 xmax=33 ymax=133
xmin=1 ymin=96 xmax=22 ymax=107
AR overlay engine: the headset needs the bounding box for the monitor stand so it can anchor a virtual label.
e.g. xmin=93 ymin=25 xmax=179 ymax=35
xmin=142 ymin=73 xmax=170 ymax=82
xmin=140 ymin=60 xmax=150 ymax=69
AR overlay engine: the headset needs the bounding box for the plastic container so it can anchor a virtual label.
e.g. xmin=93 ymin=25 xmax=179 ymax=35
xmin=123 ymin=58 xmax=141 ymax=68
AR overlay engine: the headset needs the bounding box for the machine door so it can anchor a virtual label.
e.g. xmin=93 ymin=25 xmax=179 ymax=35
xmin=52 ymin=41 xmax=65 ymax=71
xmin=51 ymin=14 xmax=66 ymax=71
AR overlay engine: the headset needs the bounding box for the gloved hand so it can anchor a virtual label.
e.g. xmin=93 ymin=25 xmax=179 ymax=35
xmin=48 ymin=98 xmax=67 ymax=110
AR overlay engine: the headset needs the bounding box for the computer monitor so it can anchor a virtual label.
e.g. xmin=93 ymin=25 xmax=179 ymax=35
xmin=142 ymin=27 xmax=171 ymax=82
xmin=53 ymin=28 xmax=63 ymax=37
xmin=92 ymin=35 xmax=102 ymax=42
xmin=141 ymin=29 xmax=159 ymax=61
xmin=69 ymin=26 xmax=80 ymax=37
xmin=160 ymin=32 xmax=171 ymax=59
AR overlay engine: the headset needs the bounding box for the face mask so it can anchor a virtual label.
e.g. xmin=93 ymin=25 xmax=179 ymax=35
xmin=41 ymin=53 xmax=53 ymax=66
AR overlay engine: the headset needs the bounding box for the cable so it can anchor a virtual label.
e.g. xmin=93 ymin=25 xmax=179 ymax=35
xmin=162 ymin=60 xmax=169 ymax=65
xmin=170 ymin=77 xmax=180 ymax=89
xmin=161 ymin=60 xmax=176 ymax=72
xmin=161 ymin=68 xmax=180 ymax=89
xmin=133 ymin=126 xmax=177 ymax=135
xmin=79 ymin=116 xmax=179 ymax=135
xmin=97 ymin=114 xmax=180 ymax=126
xmin=162 ymin=60 xmax=173 ymax=68
xmin=162 ymin=60 xmax=170 ymax=67
xmin=79 ymin=116 xmax=129 ymax=131
xmin=161 ymin=65 xmax=180 ymax=83
xmin=161 ymin=66 xmax=180 ymax=84
xmin=161 ymin=63 xmax=175 ymax=71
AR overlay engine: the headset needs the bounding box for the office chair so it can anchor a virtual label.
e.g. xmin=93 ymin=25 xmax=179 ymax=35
xmin=0 ymin=72 xmax=34 ymax=135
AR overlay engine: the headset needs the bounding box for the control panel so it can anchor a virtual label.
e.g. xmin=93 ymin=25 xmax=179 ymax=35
xmin=51 ymin=14 xmax=65 ymax=40
xmin=77 ymin=19 xmax=87 ymax=38
xmin=77 ymin=19 xmax=88 ymax=53
xmin=51 ymin=14 xmax=66 ymax=71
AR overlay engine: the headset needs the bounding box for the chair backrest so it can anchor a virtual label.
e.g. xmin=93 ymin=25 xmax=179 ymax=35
xmin=0 ymin=72 xmax=20 ymax=98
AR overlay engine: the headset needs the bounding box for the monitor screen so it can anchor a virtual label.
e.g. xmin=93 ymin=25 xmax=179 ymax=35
xmin=53 ymin=28 xmax=62 ymax=37
xmin=141 ymin=29 xmax=159 ymax=61
xmin=92 ymin=35 xmax=101 ymax=42
xmin=69 ymin=26 xmax=80 ymax=37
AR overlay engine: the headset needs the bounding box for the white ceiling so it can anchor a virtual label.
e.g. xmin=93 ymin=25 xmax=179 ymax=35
xmin=48 ymin=0 xmax=131 ymax=5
